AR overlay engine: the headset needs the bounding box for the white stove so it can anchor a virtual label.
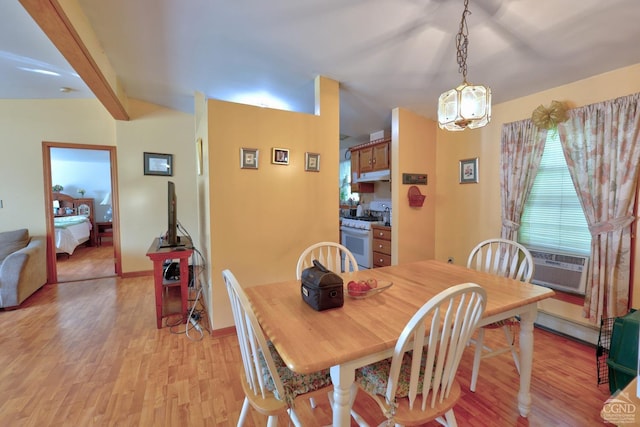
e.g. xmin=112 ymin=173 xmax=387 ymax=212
xmin=340 ymin=200 xmax=390 ymax=269
xmin=340 ymin=217 xmax=382 ymax=230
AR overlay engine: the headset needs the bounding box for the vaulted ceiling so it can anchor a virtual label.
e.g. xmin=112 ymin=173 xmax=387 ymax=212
xmin=4 ymin=0 xmax=640 ymax=146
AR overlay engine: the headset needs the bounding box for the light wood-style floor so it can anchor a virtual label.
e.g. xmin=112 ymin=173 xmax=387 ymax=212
xmin=0 ymin=274 xmax=613 ymax=426
xmin=56 ymin=244 xmax=116 ymax=282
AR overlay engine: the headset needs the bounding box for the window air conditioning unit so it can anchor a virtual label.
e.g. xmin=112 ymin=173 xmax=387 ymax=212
xmin=528 ymin=249 xmax=589 ymax=295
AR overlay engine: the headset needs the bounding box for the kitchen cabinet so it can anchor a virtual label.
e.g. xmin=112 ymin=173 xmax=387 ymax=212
xmin=350 ymin=149 xmax=374 ymax=193
xmin=359 ymin=140 xmax=390 ymax=173
xmin=349 ymin=139 xmax=390 ymax=193
xmin=372 ymin=224 xmax=391 ymax=268
xmin=358 ymin=146 xmax=373 ymax=173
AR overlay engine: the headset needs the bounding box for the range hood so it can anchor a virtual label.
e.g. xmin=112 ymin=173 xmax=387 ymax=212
xmin=356 ymin=169 xmax=390 ymax=182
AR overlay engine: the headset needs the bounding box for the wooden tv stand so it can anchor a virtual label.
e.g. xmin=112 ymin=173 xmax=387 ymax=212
xmin=146 ymin=238 xmax=193 ymax=329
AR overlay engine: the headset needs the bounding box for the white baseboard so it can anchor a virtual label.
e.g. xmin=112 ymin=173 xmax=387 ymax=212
xmin=535 ymin=299 xmax=600 ymax=345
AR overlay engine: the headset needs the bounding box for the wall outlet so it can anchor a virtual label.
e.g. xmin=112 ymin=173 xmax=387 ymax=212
xmin=447 ymin=257 xmax=454 ymax=264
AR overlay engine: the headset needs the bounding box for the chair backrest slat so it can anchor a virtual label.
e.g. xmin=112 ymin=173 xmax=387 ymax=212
xmin=296 ymin=241 xmax=359 ymax=279
xmin=467 ymin=238 xmax=534 ymax=283
xmin=223 ymin=269 xmax=286 ymax=401
xmin=385 ymin=283 xmax=487 ymax=413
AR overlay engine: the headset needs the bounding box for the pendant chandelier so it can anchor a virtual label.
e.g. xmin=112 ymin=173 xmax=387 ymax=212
xmin=437 ymin=0 xmax=491 ymax=131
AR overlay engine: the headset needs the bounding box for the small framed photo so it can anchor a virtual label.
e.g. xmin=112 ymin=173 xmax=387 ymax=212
xmin=240 ymin=148 xmax=259 ymax=169
xmin=459 ymin=158 xmax=479 ymax=184
xmin=305 ymin=152 xmax=320 ymax=172
xmin=271 ymin=148 xmax=289 ymax=165
xmin=144 ymin=152 xmax=173 ymax=176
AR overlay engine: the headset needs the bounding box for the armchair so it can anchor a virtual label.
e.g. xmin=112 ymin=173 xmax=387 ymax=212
xmin=0 ymin=229 xmax=47 ymax=308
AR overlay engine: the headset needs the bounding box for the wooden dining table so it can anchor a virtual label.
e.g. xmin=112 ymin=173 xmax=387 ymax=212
xmin=245 ymin=259 xmax=555 ymax=426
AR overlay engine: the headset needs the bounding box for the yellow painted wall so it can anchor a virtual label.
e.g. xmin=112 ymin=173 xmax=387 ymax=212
xmin=435 ymin=63 xmax=640 ymax=308
xmin=208 ymin=76 xmax=340 ymax=329
xmin=434 ymin=128 xmax=492 ymax=265
xmin=391 ymin=107 xmax=437 ymax=263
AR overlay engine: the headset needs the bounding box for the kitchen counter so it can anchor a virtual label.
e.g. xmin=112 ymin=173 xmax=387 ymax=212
xmin=340 ymin=214 xmax=387 ymax=223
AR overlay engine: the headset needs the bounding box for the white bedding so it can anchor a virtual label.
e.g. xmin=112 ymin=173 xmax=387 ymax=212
xmin=54 ymin=215 xmax=92 ymax=254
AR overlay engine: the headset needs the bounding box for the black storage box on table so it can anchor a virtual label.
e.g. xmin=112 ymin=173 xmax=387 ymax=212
xmin=300 ymin=260 xmax=344 ymax=311
xmin=606 ymin=309 xmax=640 ymax=394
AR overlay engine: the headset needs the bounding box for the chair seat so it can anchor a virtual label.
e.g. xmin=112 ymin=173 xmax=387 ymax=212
xmin=393 ymin=381 xmax=461 ymax=426
xmin=356 ymin=352 xmax=428 ymax=398
xmin=356 ymin=352 xmax=462 ymax=424
xmin=261 ymin=341 xmax=332 ymax=404
xmin=239 ymin=368 xmax=288 ymax=416
xmin=483 ymin=317 xmax=519 ymax=330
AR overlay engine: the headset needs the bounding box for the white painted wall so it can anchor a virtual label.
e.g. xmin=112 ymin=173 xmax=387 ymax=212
xmin=0 ymin=99 xmax=114 ymax=235
xmin=0 ymin=97 xmax=196 ymax=275
xmin=51 ymin=151 xmax=112 ymax=220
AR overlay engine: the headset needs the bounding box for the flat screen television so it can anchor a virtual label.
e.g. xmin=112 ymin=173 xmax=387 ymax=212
xmin=161 ymin=181 xmax=182 ymax=248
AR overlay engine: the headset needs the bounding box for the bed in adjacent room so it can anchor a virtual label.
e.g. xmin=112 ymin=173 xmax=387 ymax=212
xmin=52 ymin=193 xmax=96 ymax=255
xmin=54 ymin=215 xmax=92 ymax=254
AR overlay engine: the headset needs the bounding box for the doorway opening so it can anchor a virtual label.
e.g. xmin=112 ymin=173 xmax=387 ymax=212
xmin=42 ymin=142 xmax=121 ymax=283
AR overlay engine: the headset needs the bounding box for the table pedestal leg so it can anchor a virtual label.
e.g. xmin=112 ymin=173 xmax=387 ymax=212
xmin=518 ymin=306 xmax=536 ymax=417
xmin=330 ymin=365 xmax=355 ymax=427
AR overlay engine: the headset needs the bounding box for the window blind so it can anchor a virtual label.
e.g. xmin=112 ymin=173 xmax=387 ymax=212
xmin=518 ymin=132 xmax=592 ymax=254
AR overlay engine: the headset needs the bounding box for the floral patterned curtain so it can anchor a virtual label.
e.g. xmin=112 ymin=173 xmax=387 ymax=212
xmin=500 ymin=120 xmax=548 ymax=240
xmin=558 ymin=93 xmax=640 ymax=323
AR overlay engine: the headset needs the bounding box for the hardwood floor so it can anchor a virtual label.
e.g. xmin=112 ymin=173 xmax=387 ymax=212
xmin=56 ymin=244 xmax=116 ymax=282
xmin=0 ymin=275 xmax=613 ymax=426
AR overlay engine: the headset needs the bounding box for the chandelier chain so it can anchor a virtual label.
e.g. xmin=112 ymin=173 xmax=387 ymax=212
xmin=455 ymin=0 xmax=471 ymax=81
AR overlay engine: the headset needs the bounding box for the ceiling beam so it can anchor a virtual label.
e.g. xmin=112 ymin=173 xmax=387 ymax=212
xmin=19 ymin=0 xmax=129 ymax=121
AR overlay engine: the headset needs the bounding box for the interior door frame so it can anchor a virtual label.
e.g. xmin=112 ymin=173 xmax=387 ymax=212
xmin=42 ymin=141 xmax=122 ymax=283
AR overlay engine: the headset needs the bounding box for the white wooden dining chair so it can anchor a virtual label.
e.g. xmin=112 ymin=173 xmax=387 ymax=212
xmin=354 ymin=283 xmax=487 ymax=427
xmin=222 ymin=269 xmax=334 ymax=426
xmin=466 ymin=238 xmax=535 ymax=392
xmin=295 ymin=241 xmax=359 ymax=414
xmin=295 ymin=241 xmax=358 ymax=279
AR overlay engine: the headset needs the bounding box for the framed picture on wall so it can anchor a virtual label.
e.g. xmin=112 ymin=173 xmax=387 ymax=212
xmin=305 ymin=152 xmax=320 ymax=172
xmin=459 ymin=157 xmax=479 ymax=184
xmin=240 ymin=148 xmax=259 ymax=169
xmin=144 ymin=152 xmax=173 ymax=176
xmin=271 ymin=148 xmax=290 ymax=165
